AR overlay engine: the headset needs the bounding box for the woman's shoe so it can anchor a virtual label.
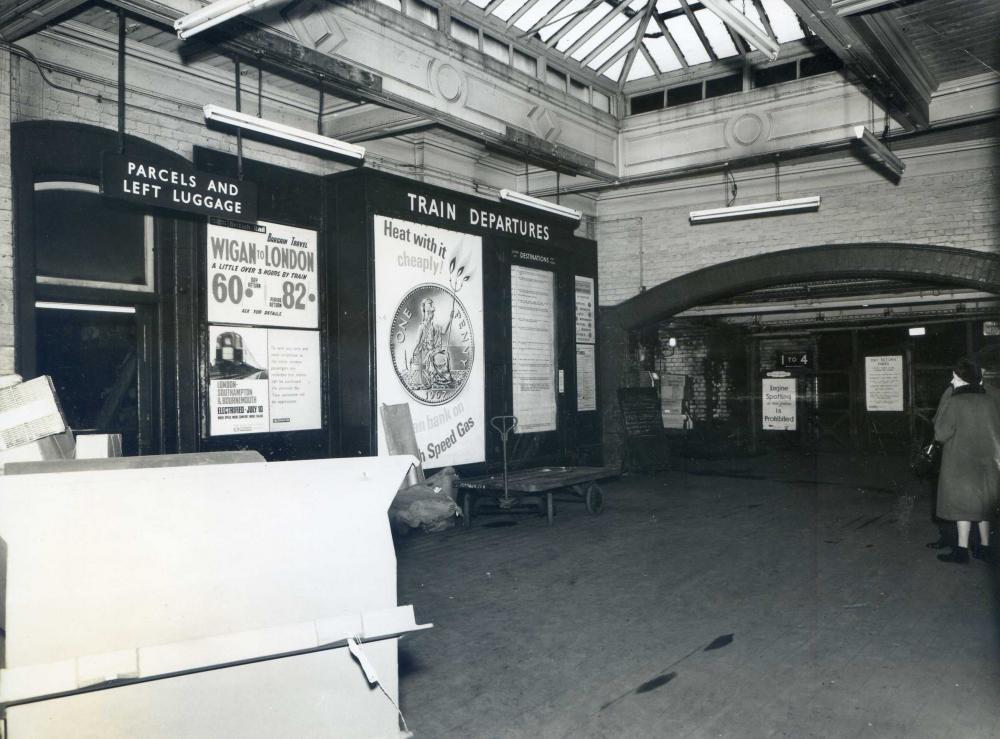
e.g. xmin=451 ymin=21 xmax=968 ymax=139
xmin=937 ymin=547 xmax=970 ymax=564
xmin=972 ymin=544 xmax=992 ymax=563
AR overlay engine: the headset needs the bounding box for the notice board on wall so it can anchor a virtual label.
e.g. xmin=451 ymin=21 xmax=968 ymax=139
xmin=511 ymin=265 xmax=557 ymax=434
xmin=374 ymin=215 xmax=486 ymax=468
xmin=865 ymin=355 xmax=904 ymax=411
xmin=762 ymin=378 xmax=796 ymax=431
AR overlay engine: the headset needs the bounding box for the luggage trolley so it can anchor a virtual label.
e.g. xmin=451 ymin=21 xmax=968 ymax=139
xmin=459 ymin=415 xmax=617 ymax=526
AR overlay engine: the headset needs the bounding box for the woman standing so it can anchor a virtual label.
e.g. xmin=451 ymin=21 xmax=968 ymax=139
xmin=935 ymin=358 xmax=1000 ymax=564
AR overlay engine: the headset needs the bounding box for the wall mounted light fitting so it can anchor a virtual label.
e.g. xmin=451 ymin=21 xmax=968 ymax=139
xmin=699 ymin=0 xmax=780 ymax=61
xmin=853 ymin=126 xmax=905 ymax=178
xmin=689 ymin=196 xmax=820 ymax=224
xmin=203 ymin=105 xmax=366 ymax=161
xmin=498 ymin=189 xmax=581 ymax=221
xmin=174 ymin=0 xmax=272 ymax=39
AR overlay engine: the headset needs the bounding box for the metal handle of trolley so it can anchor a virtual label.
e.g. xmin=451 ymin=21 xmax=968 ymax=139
xmin=490 ymin=415 xmax=518 ymax=508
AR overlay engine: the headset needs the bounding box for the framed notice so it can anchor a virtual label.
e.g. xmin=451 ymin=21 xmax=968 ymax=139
xmin=374 ymin=215 xmax=485 ymax=468
xmin=206 ymin=219 xmax=318 ymax=329
xmin=762 ymin=378 xmax=796 ymax=431
xmin=512 ymin=265 xmax=557 ymax=434
xmin=575 ymin=275 xmax=595 ymax=343
xmin=208 ymin=325 xmax=321 ymax=436
xmin=576 ymin=343 xmax=597 ymax=412
xmin=865 ymin=355 xmax=904 ymax=411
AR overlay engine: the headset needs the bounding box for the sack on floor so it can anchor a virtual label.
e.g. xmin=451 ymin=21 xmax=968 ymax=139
xmin=910 ymin=441 xmax=942 ymax=479
xmin=390 ymin=468 xmax=462 ymax=534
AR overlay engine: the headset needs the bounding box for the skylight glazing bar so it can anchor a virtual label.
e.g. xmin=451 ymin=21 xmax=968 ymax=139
xmin=564 ymin=0 xmax=637 ymax=57
xmin=518 ymin=0 xmax=578 ymax=36
xmin=638 ymin=42 xmax=664 ymax=78
xmin=678 ymin=0 xmax=718 ymax=62
xmin=750 ymin=0 xmax=777 ymax=43
xmin=653 ymin=11 xmax=689 ymax=67
xmin=582 ymin=12 xmax=642 ymax=66
xmin=547 ymin=0 xmax=615 ymax=47
xmin=483 ymin=0 xmax=510 ymax=13
xmin=617 ymin=0 xmax=658 ymax=88
xmin=595 ymin=42 xmax=631 ymax=76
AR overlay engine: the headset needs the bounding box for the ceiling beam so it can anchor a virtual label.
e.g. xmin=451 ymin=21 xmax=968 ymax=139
xmin=106 ymin=0 xmax=609 ymax=178
xmin=652 ymin=12 xmax=688 ymax=68
xmin=831 ymin=0 xmax=899 ymax=15
xmin=0 ymin=0 xmax=91 ymax=41
xmin=617 ymin=0 xmax=656 ymax=90
xmin=783 ymin=0 xmax=937 ymax=131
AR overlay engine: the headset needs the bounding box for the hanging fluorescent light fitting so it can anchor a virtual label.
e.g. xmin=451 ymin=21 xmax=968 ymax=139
xmin=203 ymin=105 xmax=366 ymax=161
xmin=831 ymin=0 xmax=898 ymax=15
xmin=689 ymin=196 xmax=820 ymax=224
xmin=699 ymin=0 xmax=780 ymax=61
xmin=174 ymin=0 xmax=271 ymax=39
xmin=853 ymin=125 xmax=905 ymax=178
xmin=499 ymin=189 xmax=581 ymax=221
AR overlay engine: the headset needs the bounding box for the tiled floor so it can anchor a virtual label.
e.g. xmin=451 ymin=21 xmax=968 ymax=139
xmin=395 ymin=452 xmax=1000 ymax=738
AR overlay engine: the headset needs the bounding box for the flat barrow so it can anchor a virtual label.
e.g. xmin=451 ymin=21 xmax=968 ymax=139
xmin=458 ymin=466 xmax=618 ymax=527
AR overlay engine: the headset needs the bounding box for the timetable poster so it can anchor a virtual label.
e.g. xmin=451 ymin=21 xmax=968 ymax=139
xmin=512 ymin=265 xmax=558 ymax=433
xmin=576 ymin=343 xmax=597 ymax=412
xmin=208 ymin=325 xmax=321 ymax=436
xmin=865 ymin=355 xmax=904 ymax=412
xmin=374 ymin=215 xmax=485 ymax=468
xmin=575 ymin=275 xmax=595 ymax=343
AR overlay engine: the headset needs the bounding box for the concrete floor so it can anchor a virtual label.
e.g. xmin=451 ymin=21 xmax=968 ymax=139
xmin=395 ymin=452 xmax=1000 ymax=738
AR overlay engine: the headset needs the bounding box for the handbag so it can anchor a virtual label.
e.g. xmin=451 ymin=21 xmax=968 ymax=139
xmin=911 ymin=440 xmax=942 ymax=479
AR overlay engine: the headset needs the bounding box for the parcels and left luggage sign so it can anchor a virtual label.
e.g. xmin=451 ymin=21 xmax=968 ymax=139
xmin=101 ymin=151 xmax=257 ymax=222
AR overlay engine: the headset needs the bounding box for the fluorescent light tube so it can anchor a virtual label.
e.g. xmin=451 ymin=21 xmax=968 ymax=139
xmin=498 ymin=189 xmax=581 ymax=221
xmin=700 ymin=0 xmax=779 ymax=61
xmin=853 ymin=125 xmax=905 ymax=178
xmin=689 ymin=196 xmax=820 ymax=223
xmin=832 ymin=0 xmax=897 ymax=15
xmin=175 ymin=0 xmax=271 ymax=39
xmin=203 ymin=105 xmax=366 ymax=161
xmin=908 ymin=327 xmax=926 ymax=337
xmin=36 ymin=302 xmax=136 ymax=314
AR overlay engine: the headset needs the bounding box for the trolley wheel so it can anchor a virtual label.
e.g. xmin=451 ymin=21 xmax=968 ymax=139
xmin=463 ymin=491 xmax=472 ymax=527
xmin=585 ymin=483 xmax=605 ymax=515
xmin=546 ymin=492 xmax=554 ymax=526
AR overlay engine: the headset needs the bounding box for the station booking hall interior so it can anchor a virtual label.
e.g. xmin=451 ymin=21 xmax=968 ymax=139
xmin=0 ymin=0 xmax=999 ymax=736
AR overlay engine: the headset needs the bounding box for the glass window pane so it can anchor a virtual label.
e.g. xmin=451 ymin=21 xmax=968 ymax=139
xmin=592 ymin=88 xmax=612 ymax=112
xmin=570 ymin=77 xmax=590 ymax=100
xmin=655 ymin=0 xmax=680 ymax=11
xmin=760 ymin=0 xmax=805 ymax=42
xmin=513 ymin=48 xmax=538 ymax=76
xmin=493 ymin=0 xmax=529 ymax=21
xmin=514 ymin=0 xmax=562 ymax=32
xmin=694 ymin=8 xmax=738 ymax=57
xmin=626 ymin=51 xmax=655 ymax=81
xmin=665 ymin=15 xmax=710 ymax=65
xmin=405 ymin=0 xmax=438 ymax=28
xmin=630 ymin=90 xmax=664 ymax=114
xmin=484 ymin=33 xmax=510 ymax=62
xmin=644 ymin=34 xmax=683 ymax=73
xmin=374 ymin=0 xmax=402 ymax=12
xmin=546 ymin=65 xmax=568 ymax=90
xmin=451 ymin=18 xmax=479 ymax=47
xmin=555 ymin=4 xmax=615 ymax=51
xmin=587 ymin=23 xmax=635 ymax=68
xmin=538 ymin=0 xmax=589 ymax=41
xmin=602 ymin=53 xmax=628 ymax=81
xmin=570 ymin=12 xmax=629 ymax=60
xmin=466 ymin=0 xmax=490 ymax=8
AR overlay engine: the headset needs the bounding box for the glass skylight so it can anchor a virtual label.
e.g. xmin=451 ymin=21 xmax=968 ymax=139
xmin=457 ymin=0 xmax=808 ymax=87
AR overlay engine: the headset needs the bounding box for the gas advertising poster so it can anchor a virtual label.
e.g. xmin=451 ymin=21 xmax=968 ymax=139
xmin=206 ymin=219 xmax=318 ymax=329
xmin=208 ymin=325 xmax=321 ymax=436
xmin=374 ymin=215 xmax=485 ymax=468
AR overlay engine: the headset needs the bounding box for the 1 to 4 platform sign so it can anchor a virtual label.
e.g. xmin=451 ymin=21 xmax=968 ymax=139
xmin=207 ymin=219 xmax=318 ymax=329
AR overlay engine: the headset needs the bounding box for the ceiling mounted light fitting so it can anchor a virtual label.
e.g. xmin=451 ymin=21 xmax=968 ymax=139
xmin=174 ymin=0 xmax=271 ymax=39
xmin=498 ymin=189 xmax=581 ymax=221
xmin=203 ymin=105 xmax=366 ymax=161
xmin=689 ymin=196 xmax=820 ymax=224
xmin=853 ymin=125 xmax=905 ymax=178
xmin=699 ymin=0 xmax=780 ymax=61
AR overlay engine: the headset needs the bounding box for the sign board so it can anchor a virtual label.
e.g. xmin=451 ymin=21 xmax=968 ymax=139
xmin=511 ymin=265 xmax=558 ymax=434
xmin=575 ymin=276 xmax=595 ymax=343
xmin=208 ymin=325 xmax=322 ymax=436
xmin=206 ymin=219 xmax=318 ymax=329
xmin=374 ymin=215 xmax=485 ymax=468
xmin=865 ymin=355 xmax=904 ymax=411
xmin=576 ymin=344 xmax=597 ymax=412
xmin=762 ymin=378 xmax=796 ymax=431
xmin=618 ymin=387 xmax=662 ymax=437
xmin=779 ymin=350 xmax=812 ymax=370
xmin=102 ymin=151 xmax=257 ymax=221
xmin=984 ymin=320 xmax=999 ymax=336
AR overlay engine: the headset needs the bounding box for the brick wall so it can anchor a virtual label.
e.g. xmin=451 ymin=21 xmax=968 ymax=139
xmin=0 ymin=48 xmax=12 ymax=375
xmin=596 ymin=145 xmax=1000 ymax=306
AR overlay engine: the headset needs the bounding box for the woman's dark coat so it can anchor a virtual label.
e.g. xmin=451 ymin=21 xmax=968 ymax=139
xmin=934 ymin=386 xmax=1000 ymax=521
